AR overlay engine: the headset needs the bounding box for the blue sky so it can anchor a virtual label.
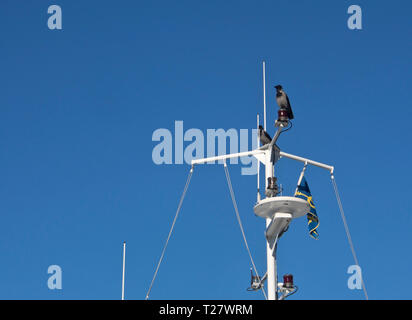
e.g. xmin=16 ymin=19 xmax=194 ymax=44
xmin=0 ymin=0 xmax=411 ymax=300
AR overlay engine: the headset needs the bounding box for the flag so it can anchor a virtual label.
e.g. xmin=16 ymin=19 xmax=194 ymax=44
xmin=295 ymin=176 xmax=319 ymax=239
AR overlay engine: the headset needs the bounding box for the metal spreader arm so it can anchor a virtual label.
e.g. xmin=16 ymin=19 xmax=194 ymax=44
xmin=191 ymin=149 xmax=265 ymax=165
xmin=191 ymin=148 xmax=334 ymax=174
xmin=279 ymin=151 xmax=334 ymax=174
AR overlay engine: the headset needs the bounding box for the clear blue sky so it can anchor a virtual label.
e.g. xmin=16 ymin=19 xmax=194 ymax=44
xmin=0 ymin=0 xmax=411 ymax=300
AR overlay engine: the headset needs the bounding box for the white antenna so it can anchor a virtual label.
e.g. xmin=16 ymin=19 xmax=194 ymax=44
xmin=262 ymin=61 xmax=267 ymax=131
xmin=121 ymin=241 xmax=126 ymax=300
xmin=257 ymin=113 xmax=261 ymax=202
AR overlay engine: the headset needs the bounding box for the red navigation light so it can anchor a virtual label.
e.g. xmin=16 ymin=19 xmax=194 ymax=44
xmin=278 ymin=109 xmax=288 ymax=121
xmin=283 ymin=274 xmax=294 ymax=289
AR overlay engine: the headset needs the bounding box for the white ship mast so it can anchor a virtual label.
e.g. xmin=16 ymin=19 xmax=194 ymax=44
xmin=146 ymin=62 xmax=368 ymax=301
xmin=191 ymin=62 xmax=333 ymax=300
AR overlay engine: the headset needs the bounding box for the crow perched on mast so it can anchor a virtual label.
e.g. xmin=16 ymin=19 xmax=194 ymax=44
xmin=258 ymin=125 xmax=272 ymax=146
xmin=259 ymin=125 xmax=280 ymax=164
xmin=275 ymin=85 xmax=294 ymax=120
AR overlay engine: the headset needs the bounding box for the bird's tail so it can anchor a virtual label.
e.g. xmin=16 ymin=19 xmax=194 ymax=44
xmin=287 ymin=107 xmax=294 ymax=120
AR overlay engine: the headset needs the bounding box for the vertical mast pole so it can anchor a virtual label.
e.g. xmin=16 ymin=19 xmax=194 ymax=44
xmin=263 ymin=61 xmax=267 ymax=131
xmin=122 ymin=241 xmax=126 ymax=300
xmin=262 ymin=61 xmax=277 ymax=300
xmin=265 ymin=151 xmax=277 ymax=300
xmin=257 ymin=114 xmax=261 ymax=202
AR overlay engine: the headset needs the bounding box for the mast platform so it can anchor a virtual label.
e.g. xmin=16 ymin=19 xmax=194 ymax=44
xmin=253 ymin=196 xmax=309 ymax=219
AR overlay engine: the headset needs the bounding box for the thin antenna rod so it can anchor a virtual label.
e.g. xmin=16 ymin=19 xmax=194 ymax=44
xmin=122 ymin=241 xmax=126 ymax=300
xmin=257 ymin=113 xmax=261 ymax=202
xmin=263 ymin=61 xmax=267 ymax=131
xmin=294 ymin=163 xmax=308 ymax=194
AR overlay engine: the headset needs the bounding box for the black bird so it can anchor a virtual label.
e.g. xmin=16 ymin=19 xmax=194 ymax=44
xmin=274 ymin=85 xmax=294 ymax=120
xmin=258 ymin=125 xmax=272 ymax=145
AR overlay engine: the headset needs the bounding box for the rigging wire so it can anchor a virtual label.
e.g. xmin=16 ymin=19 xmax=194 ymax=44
xmin=331 ymin=174 xmax=369 ymax=300
xmin=279 ymin=120 xmax=293 ymax=136
xmin=223 ymin=162 xmax=268 ymax=300
xmin=145 ymin=166 xmax=194 ymax=300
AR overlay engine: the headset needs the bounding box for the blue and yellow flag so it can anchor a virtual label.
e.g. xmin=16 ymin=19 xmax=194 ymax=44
xmin=295 ymin=176 xmax=319 ymax=239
